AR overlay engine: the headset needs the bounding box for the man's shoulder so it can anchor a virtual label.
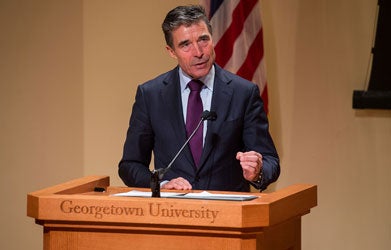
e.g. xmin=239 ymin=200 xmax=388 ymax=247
xmin=141 ymin=67 xmax=178 ymax=88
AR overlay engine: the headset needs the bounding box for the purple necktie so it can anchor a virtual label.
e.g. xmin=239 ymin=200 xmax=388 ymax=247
xmin=186 ymin=80 xmax=204 ymax=167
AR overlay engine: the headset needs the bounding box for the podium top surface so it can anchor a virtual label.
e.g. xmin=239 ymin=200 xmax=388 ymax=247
xmin=27 ymin=176 xmax=317 ymax=229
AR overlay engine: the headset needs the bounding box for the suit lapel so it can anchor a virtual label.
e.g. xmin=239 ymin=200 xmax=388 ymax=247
xmin=198 ymin=65 xmax=234 ymax=170
xmin=161 ymin=68 xmax=194 ymax=167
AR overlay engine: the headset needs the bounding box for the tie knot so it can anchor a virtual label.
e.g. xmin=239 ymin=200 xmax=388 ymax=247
xmin=188 ymin=80 xmax=203 ymax=91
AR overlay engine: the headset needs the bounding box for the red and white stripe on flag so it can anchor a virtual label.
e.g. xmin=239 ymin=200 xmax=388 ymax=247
xmin=200 ymin=0 xmax=269 ymax=114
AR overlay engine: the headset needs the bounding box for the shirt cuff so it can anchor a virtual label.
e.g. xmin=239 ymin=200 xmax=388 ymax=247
xmin=160 ymin=180 xmax=169 ymax=188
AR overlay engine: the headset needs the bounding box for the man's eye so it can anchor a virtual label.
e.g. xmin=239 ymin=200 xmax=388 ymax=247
xmin=179 ymin=42 xmax=192 ymax=51
xmin=180 ymin=42 xmax=190 ymax=48
xmin=200 ymin=36 xmax=210 ymax=42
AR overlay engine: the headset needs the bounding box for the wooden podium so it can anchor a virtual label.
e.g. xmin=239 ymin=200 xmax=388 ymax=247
xmin=27 ymin=176 xmax=317 ymax=250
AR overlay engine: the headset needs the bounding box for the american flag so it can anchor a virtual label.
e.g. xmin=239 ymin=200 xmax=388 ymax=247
xmin=200 ymin=0 xmax=269 ymax=113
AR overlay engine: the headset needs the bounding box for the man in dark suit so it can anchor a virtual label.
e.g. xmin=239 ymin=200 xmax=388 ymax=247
xmin=119 ymin=5 xmax=279 ymax=192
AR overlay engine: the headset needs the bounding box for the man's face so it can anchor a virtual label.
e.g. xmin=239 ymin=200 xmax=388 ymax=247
xmin=166 ymin=21 xmax=215 ymax=79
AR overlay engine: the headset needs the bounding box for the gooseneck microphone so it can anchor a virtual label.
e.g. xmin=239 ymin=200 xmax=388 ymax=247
xmin=151 ymin=110 xmax=217 ymax=197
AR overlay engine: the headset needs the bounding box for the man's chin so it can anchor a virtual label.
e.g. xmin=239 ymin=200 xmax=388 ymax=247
xmin=190 ymin=65 xmax=211 ymax=79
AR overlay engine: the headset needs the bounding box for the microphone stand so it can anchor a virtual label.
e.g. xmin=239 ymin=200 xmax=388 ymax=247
xmin=150 ymin=111 xmax=216 ymax=197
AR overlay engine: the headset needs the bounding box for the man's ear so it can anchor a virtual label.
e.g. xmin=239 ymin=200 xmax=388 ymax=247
xmin=166 ymin=45 xmax=177 ymax=59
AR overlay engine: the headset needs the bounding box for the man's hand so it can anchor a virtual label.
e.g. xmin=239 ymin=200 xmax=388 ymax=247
xmin=236 ymin=151 xmax=263 ymax=182
xmin=162 ymin=177 xmax=192 ymax=190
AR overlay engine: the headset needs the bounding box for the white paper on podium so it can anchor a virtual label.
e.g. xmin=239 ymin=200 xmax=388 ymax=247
xmin=112 ymin=190 xmax=184 ymax=198
xmin=112 ymin=190 xmax=258 ymax=201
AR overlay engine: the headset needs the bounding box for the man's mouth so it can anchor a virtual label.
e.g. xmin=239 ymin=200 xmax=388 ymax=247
xmin=194 ymin=60 xmax=207 ymax=67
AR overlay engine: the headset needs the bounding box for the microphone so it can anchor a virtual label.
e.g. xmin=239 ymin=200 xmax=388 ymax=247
xmin=150 ymin=110 xmax=217 ymax=197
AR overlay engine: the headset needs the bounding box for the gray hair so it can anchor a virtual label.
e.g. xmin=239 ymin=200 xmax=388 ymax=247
xmin=162 ymin=5 xmax=213 ymax=48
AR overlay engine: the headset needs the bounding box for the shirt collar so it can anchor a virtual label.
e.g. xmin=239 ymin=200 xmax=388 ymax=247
xmin=179 ymin=65 xmax=215 ymax=92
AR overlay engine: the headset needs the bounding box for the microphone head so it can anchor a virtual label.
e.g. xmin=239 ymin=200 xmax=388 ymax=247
xmin=201 ymin=110 xmax=217 ymax=121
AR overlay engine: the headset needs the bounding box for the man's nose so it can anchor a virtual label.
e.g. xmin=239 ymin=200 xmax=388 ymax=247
xmin=192 ymin=43 xmax=203 ymax=57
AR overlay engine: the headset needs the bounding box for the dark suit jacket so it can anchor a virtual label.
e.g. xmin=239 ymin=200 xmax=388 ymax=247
xmin=119 ymin=64 xmax=280 ymax=192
